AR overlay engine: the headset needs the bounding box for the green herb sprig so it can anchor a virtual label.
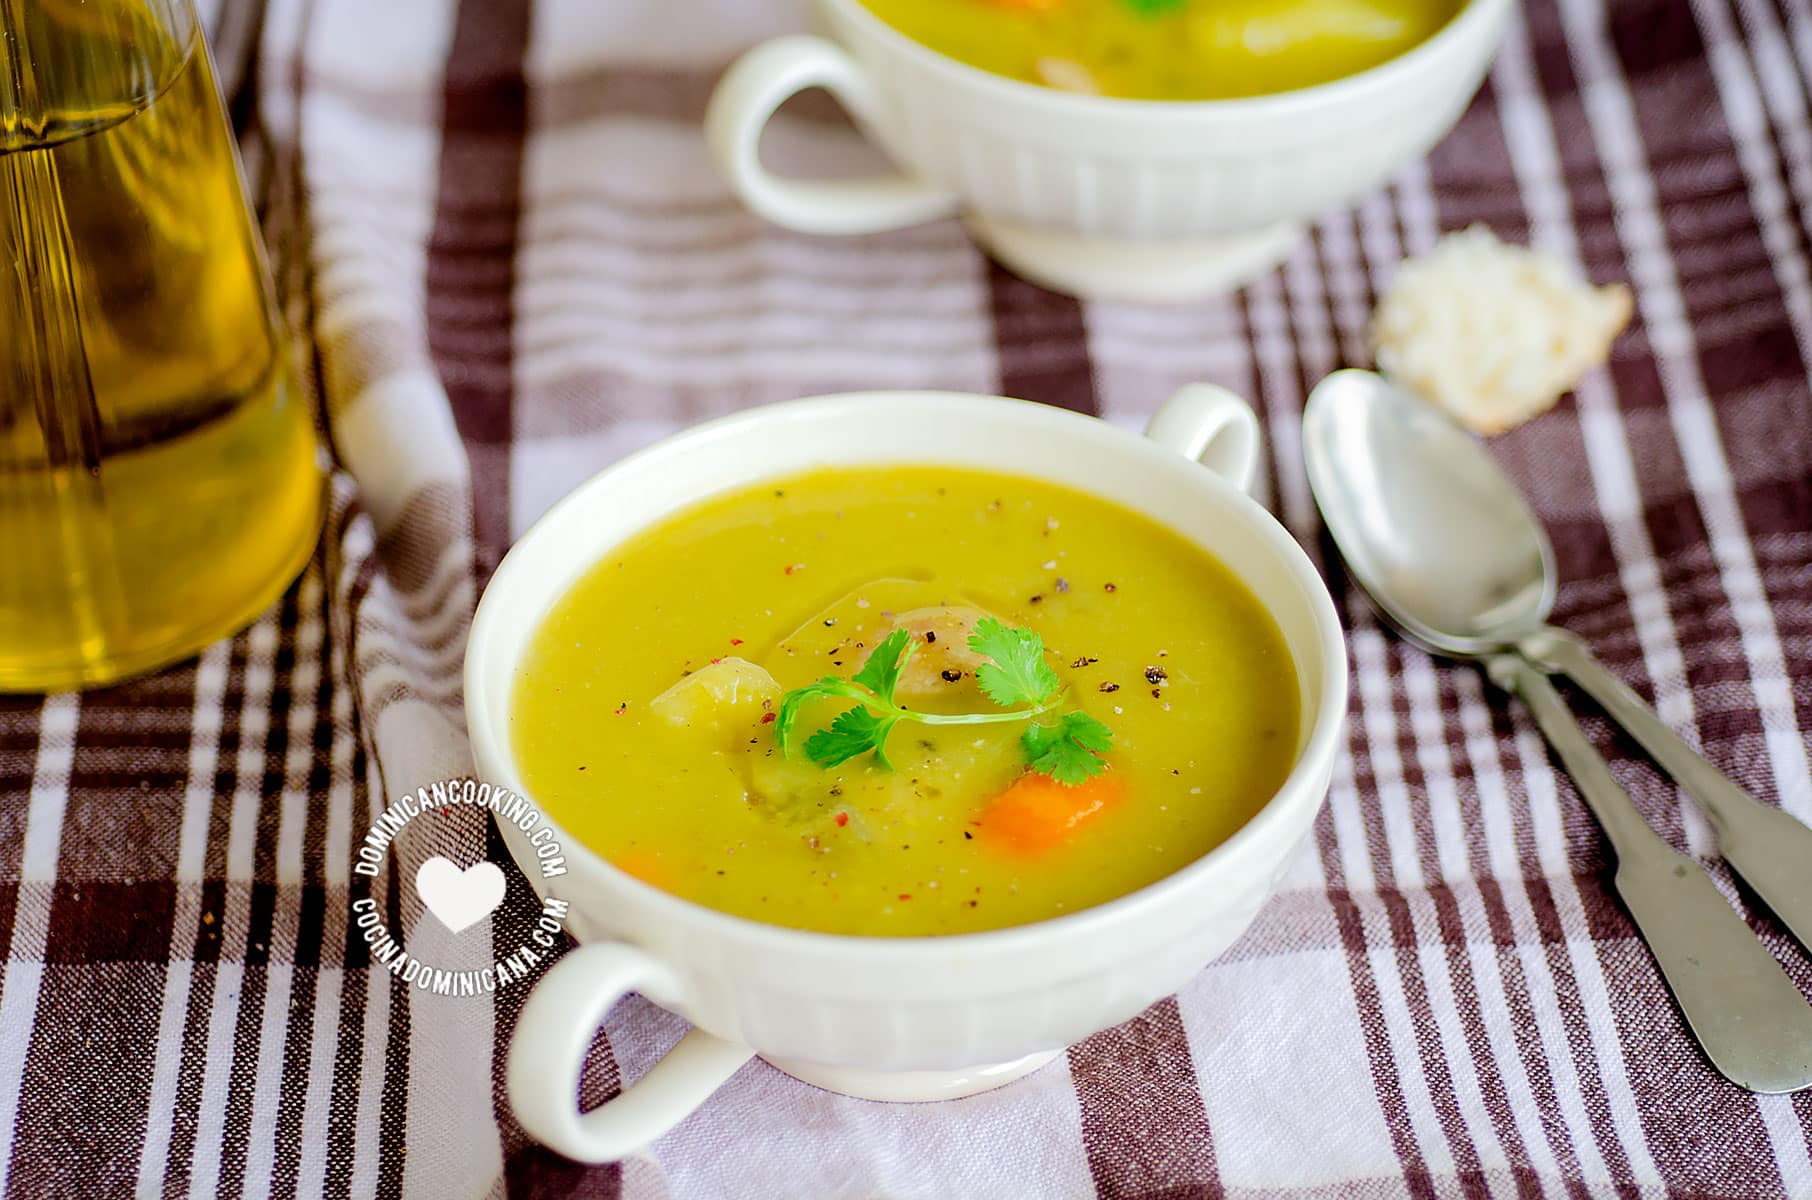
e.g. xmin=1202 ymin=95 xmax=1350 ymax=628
xmin=775 ymin=617 xmax=1113 ymax=783
xmin=1023 ymin=710 xmax=1115 ymax=785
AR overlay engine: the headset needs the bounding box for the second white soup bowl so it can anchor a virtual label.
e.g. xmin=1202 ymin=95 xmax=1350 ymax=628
xmin=706 ymin=0 xmax=1513 ymax=300
xmin=467 ymin=388 xmax=1348 ymax=1162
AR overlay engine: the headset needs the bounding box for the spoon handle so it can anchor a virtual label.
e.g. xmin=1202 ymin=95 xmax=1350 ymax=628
xmin=1487 ymin=655 xmax=1812 ymax=1094
xmin=1522 ymin=626 xmax=1812 ymax=955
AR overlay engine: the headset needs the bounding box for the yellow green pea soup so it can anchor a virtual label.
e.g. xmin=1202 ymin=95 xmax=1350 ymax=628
xmin=510 ymin=466 xmax=1298 ymax=936
xmin=859 ymin=0 xmax=1464 ymax=101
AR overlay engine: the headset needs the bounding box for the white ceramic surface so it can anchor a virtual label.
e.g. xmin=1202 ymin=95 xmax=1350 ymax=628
xmin=704 ymin=0 xmax=1512 ymax=301
xmin=469 ymin=387 xmax=1348 ymax=1162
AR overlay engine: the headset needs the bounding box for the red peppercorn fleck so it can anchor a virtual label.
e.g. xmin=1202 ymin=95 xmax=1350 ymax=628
xmin=761 ymin=712 xmax=777 ymax=724
xmin=833 ymin=812 xmax=849 ymax=827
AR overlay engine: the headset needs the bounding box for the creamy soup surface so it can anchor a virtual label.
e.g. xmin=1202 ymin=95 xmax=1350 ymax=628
xmin=860 ymin=0 xmax=1463 ymax=101
xmin=511 ymin=466 xmax=1299 ymax=937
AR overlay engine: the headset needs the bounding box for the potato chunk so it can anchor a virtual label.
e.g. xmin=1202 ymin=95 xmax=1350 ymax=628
xmin=887 ymin=605 xmax=995 ymax=702
xmin=649 ymin=657 xmax=780 ymax=734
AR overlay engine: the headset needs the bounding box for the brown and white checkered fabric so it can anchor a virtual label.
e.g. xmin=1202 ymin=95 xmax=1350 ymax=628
xmin=1 ymin=0 xmax=1808 ymax=1194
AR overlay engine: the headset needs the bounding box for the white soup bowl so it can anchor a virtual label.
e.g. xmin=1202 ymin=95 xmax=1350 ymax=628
xmin=705 ymin=0 xmax=1513 ymax=300
xmin=466 ymin=388 xmax=1348 ymax=1161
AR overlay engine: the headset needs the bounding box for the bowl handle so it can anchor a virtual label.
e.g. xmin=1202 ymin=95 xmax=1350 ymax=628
xmin=508 ymin=940 xmax=756 ymax=1162
xmin=705 ymin=35 xmax=960 ymax=236
xmin=1143 ymin=384 xmax=1262 ymax=495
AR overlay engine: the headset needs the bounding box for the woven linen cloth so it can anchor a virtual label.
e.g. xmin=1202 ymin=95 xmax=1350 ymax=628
xmin=0 ymin=0 xmax=1809 ymax=1195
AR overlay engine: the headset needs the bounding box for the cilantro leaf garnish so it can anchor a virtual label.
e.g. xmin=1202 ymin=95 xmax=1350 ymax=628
xmin=969 ymin=616 xmax=1062 ymax=709
xmin=1120 ymin=0 xmax=1187 ymax=13
xmin=850 ymin=628 xmax=915 ymax=702
xmin=774 ymin=676 xmax=867 ymax=754
xmin=775 ymin=617 xmax=1110 ymax=783
xmin=1022 ymin=712 xmax=1114 ymax=785
xmin=804 ymin=705 xmax=902 ymax=769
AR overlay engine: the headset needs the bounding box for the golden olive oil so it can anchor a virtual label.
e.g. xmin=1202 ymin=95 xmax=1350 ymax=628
xmin=0 ymin=0 xmax=323 ymax=689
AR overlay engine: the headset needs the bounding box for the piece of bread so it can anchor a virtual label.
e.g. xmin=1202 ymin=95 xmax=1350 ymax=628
xmin=1370 ymin=225 xmax=1633 ymax=435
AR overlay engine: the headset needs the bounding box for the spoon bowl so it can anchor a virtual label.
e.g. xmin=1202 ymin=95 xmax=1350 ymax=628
xmin=1301 ymin=369 xmax=1555 ymax=654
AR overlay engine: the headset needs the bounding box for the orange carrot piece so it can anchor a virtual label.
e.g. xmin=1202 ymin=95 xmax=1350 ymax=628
xmin=976 ymin=770 xmax=1125 ymax=855
xmin=610 ymin=849 xmax=671 ymax=891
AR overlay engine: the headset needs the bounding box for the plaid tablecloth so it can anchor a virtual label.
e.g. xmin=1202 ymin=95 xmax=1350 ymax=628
xmin=2 ymin=0 xmax=1810 ymax=1195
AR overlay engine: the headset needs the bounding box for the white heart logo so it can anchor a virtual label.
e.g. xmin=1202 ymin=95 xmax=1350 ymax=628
xmin=415 ymin=856 xmax=506 ymax=934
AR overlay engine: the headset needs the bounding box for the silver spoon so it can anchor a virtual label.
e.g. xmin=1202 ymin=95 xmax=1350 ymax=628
xmin=1302 ymin=368 xmax=1812 ymax=1094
